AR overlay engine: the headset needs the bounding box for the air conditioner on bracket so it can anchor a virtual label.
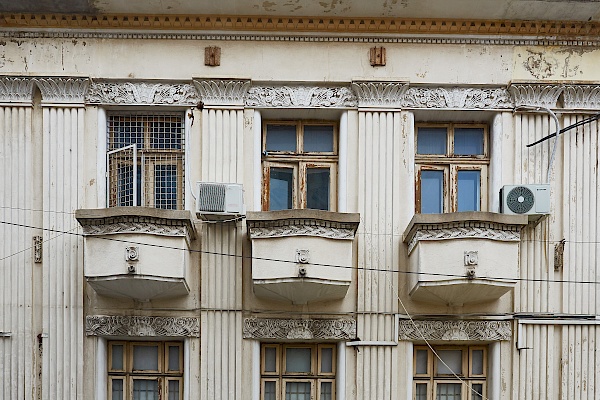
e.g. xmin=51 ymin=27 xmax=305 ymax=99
xmin=196 ymin=182 xmax=244 ymax=220
xmin=500 ymin=184 xmax=550 ymax=221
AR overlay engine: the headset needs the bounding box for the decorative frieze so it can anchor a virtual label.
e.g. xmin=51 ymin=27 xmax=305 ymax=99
xmin=86 ymin=315 xmax=200 ymax=337
xmin=246 ymin=85 xmax=357 ymax=108
xmin=407 ymin=226 xmax=521 ymax=254
xmin=398 ymin=320 xmax=512 ymax=341
xmin=35 ymin=77 xmax=89 ymax=105
xmin=243 ymin=318 xmax=356 ymax=340
xmin=401 ymin=87 xmax=512 ymax=109
xmin=193 ymin=79 xmax=250 ymax=107
xmin=0 ymin=77 xmax=35 ymax=104
xmin=87 ymin=81 xmax=199 ymax=106
xmin=508 ymin=83 xmax=563 ymax=108
xmin=351 ymin=81 xmax=408 ymax=108
xmin=563 ymin=85 xmax=600 ymax=109
xmin=249 ymin=225 xmax=356 ymax=240
xmin=81 ymin=222 xmax=186 ymax=237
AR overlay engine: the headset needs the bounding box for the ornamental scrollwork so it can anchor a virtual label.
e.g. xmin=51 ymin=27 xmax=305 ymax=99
xmin=398 ymin=320 xmax=511 ymax=341
xmin=401 ymin=87 xmax=512 ymax=109
xmin=243 ymin=318 xmax=356 ymax=340
xmin=87 ymin=81 xmax=199 ymax=105
xmin=246 ymin=86 xmax=358 ymax=108
xmin=0 ymin=77 xmax=35 ymax=103
xmin=86 ymin=315 xmax=200 ymax=337
xmin=193 ymin=79 xmax=250 ymax=106
xmin=35 ymin=77 xmax=89 ymax=105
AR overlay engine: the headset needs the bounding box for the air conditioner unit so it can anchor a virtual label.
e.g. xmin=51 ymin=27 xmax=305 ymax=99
xmin=500 ymin=184 xmax=550 ymax=221
xmin=196 ymin=182 xmax=244 ymax=220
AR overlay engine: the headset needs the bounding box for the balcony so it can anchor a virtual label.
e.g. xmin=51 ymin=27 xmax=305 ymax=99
xmin=246 ymin=209 xmax=360 ymax=305
xmin=76 ymin=207 xmax=197 ymax=301
xmin=403 ymin=212 xmax=528 ymax=306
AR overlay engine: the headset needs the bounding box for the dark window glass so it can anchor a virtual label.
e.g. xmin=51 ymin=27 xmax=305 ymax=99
xmin=303 ymin=125 xmax=334 ymax=152
xmin=269 ymin=168 xmax=294 ymax=211
xmin=266 ymin=125 xmax=297 ymax=152
xmin=421 ymin=170 xmax=444 ymax=214
xmin=454 ymin=128 xmax=484 ymax=155
xmin=306 ymin=168 xmax=330 ymax=210
xmin=417 ymin=128 xmax=447 ymax=155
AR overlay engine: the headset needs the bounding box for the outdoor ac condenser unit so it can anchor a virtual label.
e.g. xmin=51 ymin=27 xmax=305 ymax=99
xmin=196 ymin=182 xmax=244 ymax=220
xmin=500 ymin=184 xmax=550 ymax=221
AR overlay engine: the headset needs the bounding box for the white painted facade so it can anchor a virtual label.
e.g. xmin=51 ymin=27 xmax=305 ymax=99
xmin=1 ymin=3 xmax=600 ymax=400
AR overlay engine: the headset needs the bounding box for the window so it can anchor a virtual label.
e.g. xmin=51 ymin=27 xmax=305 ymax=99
xmin=262 ymin=121 xmax=337 ymax=211
xmin=261 ymin=343 xmax=336 ymax=400
xmin=413 ymin=346 xmax=486 ymax=400
xmin=415 ymin=124 xmax=488 ymax=214
xmin=107 ymin=113 xmax=185 ymax=210
xmin=108 ymin=341 xmax=183 ymax=400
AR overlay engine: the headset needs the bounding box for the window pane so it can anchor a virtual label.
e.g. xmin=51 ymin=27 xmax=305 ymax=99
xmin=306 ymin=168 xmax=330 ymax=210
xmin=270 ymin=167 xmax=294 ymax=210
xmin=168 ymin=346 xmax=180 ymax=372
xmin=111 ymin=345 xmax=124 ymax=370
xmin=436 ymin=350 xmax=462 ymax=375
xmin=168 ymin=380 xmax=180 ymax=400
xmin=320 ymin=382 xmax=332 ymax=400
xmin=264 ymin=381 xmax=277 ymax=400
xmin=285 ymin=381 xmax=311 ymax=400
xmin=265 ymin=347 xmax=277 ymax=372
xmin=471 ymin=350 xmax=484 ymax=375
xmin=286 ymin=348 xmax=312 ymax=373
xmin=320 ymin=347 xmax=333 ymax=373
xmin=454 ymin=128 xmax=484 ymax=155
xmin=416 ymin=349 xmax=428 ymax=375
xmin=154 ymin=164 xmax=178 ymax=210
xmin=133 ymin=345 xmax=159 ymax=371
xmin=111 ymin=379 xmax=124 ymax=400
xmin=109 ymin=118 xmax=144 ymax=150
xmin=421 ymin=170 xmax=444 ymax=214
xmin=150 ymin=117 xmax=183 ymax=149
xmin=472 ymin=384 xmax=483 ymax=400
xmin=417 ymin=128 xmax=447 ymax=155
xmin=415 ymin=383 xmax=428 ymax=400
xmin=457 ymin=170 xmax=480 ymax=212
xmin=436 ymin=383 xmax=461 ymax=400
xmin=133 ymin=379 xmax=159 ymax=400
xmin=303 ymin=125 xmax=334 ymax=152
xmin=266 ymin=125 xmax=297 ymax=152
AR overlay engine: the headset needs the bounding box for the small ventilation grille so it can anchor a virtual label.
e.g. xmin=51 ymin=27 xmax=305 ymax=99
xmin=197 ymin=183 xmax=226 ymax=212
xmin=506 ymin=186 xmax=535 ymax=214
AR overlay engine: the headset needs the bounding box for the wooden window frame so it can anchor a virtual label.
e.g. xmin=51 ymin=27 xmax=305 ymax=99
xmin=415 ymin=123 xmax=489 ymax=214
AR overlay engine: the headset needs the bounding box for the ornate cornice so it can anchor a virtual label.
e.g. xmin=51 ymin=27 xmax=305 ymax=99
xmin=243 ymin=318 xmax=356 ymax=340
xmin=0 ymin=77 xmax=35 ymax=104
xmin=2 ymin=14 xmax=600 ymax=38
xmin=246 ymin=85 xmax=357 ymax=108
xmin=351 ymin=81 xmax=409 ymax=109
xmin=509 ymin=83 xmax=563 ymax=108
xmin=87 ymin=81 xmax=199 ymax=106
xmin=398 ymin=320 xmax=512 ymax=341
xmin=193 ymin=79 xmax=250 ymax=107
xmin=86 ymin=315 xmax=200 ymax=337
xmin=563 ymin=85 xmax=600 ymax=110
xmin=35 ymin=77 xmax=89 ymax=105
xmin=249 ymin=225 xmax=357 ymax=240
xmin=401 ymin=87 xmax=512 ymax=109
xmin=407 ymin=225 xmax=521 ymax=254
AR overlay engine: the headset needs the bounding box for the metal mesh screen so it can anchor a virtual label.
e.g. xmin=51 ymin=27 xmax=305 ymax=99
xmin=107 ymin=113 xmax=185 ymax=209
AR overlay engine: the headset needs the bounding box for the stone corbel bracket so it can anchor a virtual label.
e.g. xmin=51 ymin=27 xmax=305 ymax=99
xmin=86 ymin=80 xmax=200 ymax=106
xmin=75 ymin=207 xmax=197 ymax=245
xmin=398 ymin=319 xmax=512 ymax=341
xmin=86 ymin=315 xmax=200 ymax=337
xmin=243 ymin=317 xmax=357 ymax=340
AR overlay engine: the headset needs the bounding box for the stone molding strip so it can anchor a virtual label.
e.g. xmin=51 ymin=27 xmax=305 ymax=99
xmin=86 ymin=315 xmax=200 ymax=337
xmin=87 ymin=81 xmax=199 ymax=106
xmin=246 ymin=85 xmax=357 ymax=108
xmin=243 ymin=317 xmax=356 ymax=340
xmin=398 ymin=319 xmax=512 ymax=341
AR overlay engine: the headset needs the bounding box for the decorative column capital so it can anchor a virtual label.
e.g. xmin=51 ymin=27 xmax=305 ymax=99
xmin=398 ymin=319 xmax=512 ymax=341
xmin=351 ymin=81 xmax=409 ymax=109
xmin=401 ymin=86 xmax=512 ymax=109
xmin=193 ymin=79 xmax=250 ymax=107
xmin=87 ymin=81 xmax=199 ymax=106
xmin=0 ymin=76 xmax=35 ymax=105
xmin=563 ymin=85 xmax=600 ymax=109
xmin=508 ymin=83 xmax=563 ymax=108
xmin=35 ymin=77 xmax=89 ymax=106
xmin=245 ymin=85 xmax=357 ymax=108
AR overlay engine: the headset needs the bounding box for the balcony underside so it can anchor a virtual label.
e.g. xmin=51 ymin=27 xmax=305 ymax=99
xmin=253 ymin=278 xmax=350 ymax=305
xmin=87 ymin=275 xmax=190 ymax=301
xmin=409 ymin=278 xmax=515 ymax=306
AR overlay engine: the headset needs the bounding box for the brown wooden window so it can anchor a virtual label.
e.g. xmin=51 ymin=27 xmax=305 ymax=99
xmin=108 ymin=341 xmax=183 ymax=400
xmin=262 ymin=121 xmax=338 ymax=211
xmin=415 ymin=124 xmax=488 ymax=214
xmin=261 ymin=343 xmax=336 ymax=400
xmin=413 ymin=345 xmax=487 ymax=400
xmin=107 ymin=113 xmax=185 ymax=210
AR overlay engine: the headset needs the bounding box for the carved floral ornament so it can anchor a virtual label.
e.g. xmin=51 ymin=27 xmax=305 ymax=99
xmin=398 ymin=320 xmax=512 ymax=341
xmin=86 ymin=315 xmax=200 ymax=337
xmin=87 ymin=81 xmax=199 ymax=106
xmin=243 ymin=318 xmax=357 ymax=340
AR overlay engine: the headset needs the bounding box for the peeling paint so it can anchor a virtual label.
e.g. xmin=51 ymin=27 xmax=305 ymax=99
xmin=522 ymin=48 xmax=585 ymax=79
xmin=262 ymin=1 xmax=277 ymax=11
xmin=523 ymin=50 xmax=559 ymax=79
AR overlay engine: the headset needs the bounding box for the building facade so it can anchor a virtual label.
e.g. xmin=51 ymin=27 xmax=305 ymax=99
xmin=1 ymin=1 xmax=600 ymax=399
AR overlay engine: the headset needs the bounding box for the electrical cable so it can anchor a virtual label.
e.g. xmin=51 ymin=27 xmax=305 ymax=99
xmin=524 ymin=112 xmax=600 ymax=148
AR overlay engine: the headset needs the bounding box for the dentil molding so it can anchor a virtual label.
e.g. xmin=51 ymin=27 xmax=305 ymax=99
xmin=35 ymin=77 xmax=89 ymax=105
xmin=398 ymin=320 xmax=512 ymax=341
xmin=243 ymin=318 xmax=356 ymax=340
xmin=509 ymin=83 xmax=563 ymax=108
xmin=87 ymin=81 xmax=199 ymax=106
xmin=86 ymin=315 xmax=200 ymax=337
xmin=193 ymin=79 xmax=250 ymax=107
xmin=0 ymin=77 xmax=35 ymax=104
xmin=563 ymin=85 xmax=600 ymax=109
xmin=246 ymin=85 xmax=358 ymax=108
xmin=401 ymin=87 xmax=512 ymax=109
xmin=351 ymin=81 xmax=409 ymax=108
